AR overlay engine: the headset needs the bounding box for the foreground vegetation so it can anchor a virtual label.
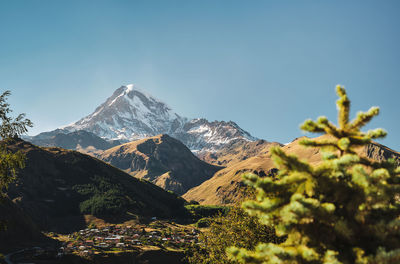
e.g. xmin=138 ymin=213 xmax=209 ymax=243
xmin=184 ymin=204 xmax=230 ymax=227
xmin=0 ymin=90 xmax=32 ymax=196
xmin=228 ymin=86 xmax=400 ymax=263
xmin=187 ymin=205 xmax=284 ymax=264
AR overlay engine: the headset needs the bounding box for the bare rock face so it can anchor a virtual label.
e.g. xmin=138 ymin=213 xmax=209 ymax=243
xmin=99 ymin=134 xmax=223 ymax=195
xmin=29 ymin=84 xmax=257 ymax=153
xmin=363 ymin=141 xmax=400 ymax=164
xmin=197 ymin=139 xmax=282 ymax=166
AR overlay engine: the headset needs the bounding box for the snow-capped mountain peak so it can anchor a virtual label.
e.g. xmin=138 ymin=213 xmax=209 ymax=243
xmin=44 ymin=84 xmax=259 ymax=152
xmin=108 ymin=84 xmax=164 ymax=107
xmin=63 ymin=84 xmax=187 ymax=140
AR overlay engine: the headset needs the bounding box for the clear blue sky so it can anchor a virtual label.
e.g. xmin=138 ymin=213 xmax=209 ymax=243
xmin=1 ymin=1 xmax=399 ymax=150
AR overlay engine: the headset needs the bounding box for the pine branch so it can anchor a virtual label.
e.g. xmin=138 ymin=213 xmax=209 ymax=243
xmin=336 ymin=85 xmax=350 ymax=130
xmin=350 ymin=107 xmax=380 ymax=131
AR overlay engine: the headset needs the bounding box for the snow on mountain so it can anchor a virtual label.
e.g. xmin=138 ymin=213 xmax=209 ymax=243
xmin=175 ymin=118 xmax=257 ymax=152
xmin=34 ymin=84 xmax=258 ymax=152
xmin=62 ymin=84 xmax=187 ymax=141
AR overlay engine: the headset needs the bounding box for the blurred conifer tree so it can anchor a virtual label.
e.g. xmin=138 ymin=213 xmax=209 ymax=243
xmin=228 ymin=86 xmax=400 ymax=263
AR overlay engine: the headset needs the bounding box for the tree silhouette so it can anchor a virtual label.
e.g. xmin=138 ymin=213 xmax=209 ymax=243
xmin=0 ymin=90 xmax=33 ymax=196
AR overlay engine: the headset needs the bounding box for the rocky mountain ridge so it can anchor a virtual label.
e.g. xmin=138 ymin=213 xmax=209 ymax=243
xmin=197 ymin=139 xmax=282 ymax=166
xmin=26 ymin=130 xmax=121 ymax=155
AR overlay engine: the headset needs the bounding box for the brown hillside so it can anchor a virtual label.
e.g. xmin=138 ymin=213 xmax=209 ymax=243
xmin=5 ymin=139 xmax=187 ymax=233
xmin=183 ymin=136 xmax=400 ymax=205
xmin=99 ymin=134 xmax=222 ymax=195
xmin=197 ymin=139 xmax=282 ymax=167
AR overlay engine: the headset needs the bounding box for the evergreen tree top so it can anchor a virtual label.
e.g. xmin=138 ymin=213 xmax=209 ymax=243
xmin=300 ymin=85 xmax=387 ymax=156
xmin=228 ymin=86 xmax=400 ymax=264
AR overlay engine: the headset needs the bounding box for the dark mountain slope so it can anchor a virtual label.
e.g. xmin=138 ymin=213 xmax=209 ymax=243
xmin=5 ymin=139 xmax=187 ymax=233
xmin=0 ymin=196 xmax=52 ymax=251
xmin=27 ymin=130 xmax=121 ymax=155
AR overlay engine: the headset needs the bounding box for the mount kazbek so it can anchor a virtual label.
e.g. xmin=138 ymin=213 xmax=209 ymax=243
xmin=28 ymin=84 xmax=258 ymax=153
